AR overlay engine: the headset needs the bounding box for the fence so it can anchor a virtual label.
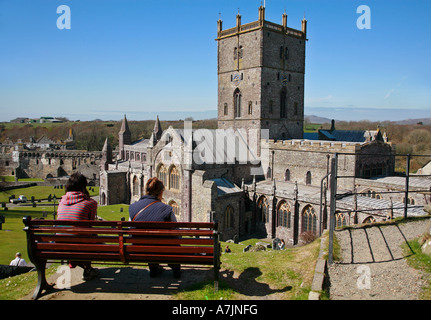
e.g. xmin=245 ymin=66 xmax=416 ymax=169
xmin=328 ymin=152 xmax=431 ymax=264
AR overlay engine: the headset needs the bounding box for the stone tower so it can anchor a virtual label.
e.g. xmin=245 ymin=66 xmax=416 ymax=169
xmin=118 ymin=114 xmax=131 ymax=160
xmin=216 ymin=6 xmax=307 ymax=141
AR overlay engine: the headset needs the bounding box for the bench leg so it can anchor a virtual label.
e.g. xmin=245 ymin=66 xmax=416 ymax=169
xmin=32 ymin=262 xmax=54 ymax=300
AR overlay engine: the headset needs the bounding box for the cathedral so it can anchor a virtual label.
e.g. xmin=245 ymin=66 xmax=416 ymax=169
xmin=99 ymin=6 xmax=429 ymax=243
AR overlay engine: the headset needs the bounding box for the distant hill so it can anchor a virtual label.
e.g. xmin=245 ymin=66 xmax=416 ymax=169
xmin=305 ymin=115 xmax=431 ymax=125
xmin=305 ymin=115 xmax=332 ymax=124
xmin=393 ymin=117 xmax=431 ymax=125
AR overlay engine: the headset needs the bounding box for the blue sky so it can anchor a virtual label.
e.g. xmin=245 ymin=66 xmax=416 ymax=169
xmin=0 ymin=0 xmax=430 ymax=122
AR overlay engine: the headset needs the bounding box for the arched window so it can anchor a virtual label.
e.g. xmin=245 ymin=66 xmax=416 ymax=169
xmin=279 ymin=46 xmax=283 ymax=59
xmin=169 ymin=166 xmax=180 ymax=191
xmin=284 ymin=169 xmax=290 ymax=181
xmin=157 ymin=164 xmax=167 ymax=186
xmin=302 ymin=205 xmax=317 ymax=234
xmin=277 ymin=201 xmax=291 ymax=228
xmin=280 ymin=87 xmax=287 ymax=118
xmin=234 ymin=88 xmax=241 ymax=118
xmin=224 ymin=103 xmax=228 ymax=116
xmin=224 ymin=205 xmax=234 ymax=229
xmin=266 ymin=167 xmax=272 ymax=179
xmin=169 ymin=200 xmax=180 ymax=220
xmin=132 ymin=176 xmax=139 ymax=196
xmin=257 ymin=196 xmax=269 ymax=223
xmin=238 ymin=45 xmax=243 ymax=59
xmin=404 ymin=197 xmax=415 ymax=205
xmin=363 ymin=216 xmax=376 ymax=224
xmin=335 ymin=211 xmax=347 ymax=228
xmin=306 ymin=171 xmax=312 ymax=185
xmin=248 ymin=101 xmax=253 ymax=115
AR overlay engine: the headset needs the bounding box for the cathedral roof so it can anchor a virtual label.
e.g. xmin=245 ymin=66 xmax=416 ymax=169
xmin=319 ymin=130 xmax=369 ymax=142
xmin=209 ymin=177 xmax=242 ymax=195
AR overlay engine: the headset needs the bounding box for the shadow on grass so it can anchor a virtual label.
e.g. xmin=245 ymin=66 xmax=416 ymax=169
xmin=220 ymin=267 xmax=292 ymax=297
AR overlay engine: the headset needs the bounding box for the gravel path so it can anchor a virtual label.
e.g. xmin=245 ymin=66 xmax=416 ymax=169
xmin=328 ymin=219 xmax=431 ymax=300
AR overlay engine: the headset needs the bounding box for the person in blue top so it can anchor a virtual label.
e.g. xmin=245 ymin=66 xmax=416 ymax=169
xmin=129 ymin=177 xmax=180 ymax=278
xmin=129 ymin=177 xmax=177 ymax=223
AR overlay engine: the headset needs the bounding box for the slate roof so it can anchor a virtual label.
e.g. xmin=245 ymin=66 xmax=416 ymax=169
xmin=209 ymin=177 xmax=242 ymax=195
xmin=319 ymin=130 xmax=370 ymax=142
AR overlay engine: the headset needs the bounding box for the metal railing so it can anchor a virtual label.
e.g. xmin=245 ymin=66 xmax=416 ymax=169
xmin=328 ymin=152 xmax=431 ymax=264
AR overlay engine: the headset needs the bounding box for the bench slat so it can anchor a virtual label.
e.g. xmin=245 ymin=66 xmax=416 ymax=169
xmin=34 ymin=234 xmax=214 ymax=246
xmin=35 ymin=243 xmax=214 ymax=255
xmin=125 ymin=237 xmax=214 ymax=246
xmin=34 ymin=235 xmax=119 ymax=244
xmin=27 ymin=219 xmax=215 ymax=229
xmin=29 ymin=227 xmax=214 ymax=237
xmin=126 ymin=254 xmax=214 ymax=265
xmin=125 ymin=245 xmax=214 ymax=254
xmin=35 ymin=243 xmax=119 ymax=252
xmin=35 ymin=251 xmax=214 ymax=265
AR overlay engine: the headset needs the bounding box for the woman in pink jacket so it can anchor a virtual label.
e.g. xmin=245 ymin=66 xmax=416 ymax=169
xmin=57 ymin=172 xmax=99 ymax=281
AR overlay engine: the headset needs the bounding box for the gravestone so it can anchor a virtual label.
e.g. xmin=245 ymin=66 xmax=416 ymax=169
xmin=243 ymin=245 xmax=252 ymax=252
xmin=421 ymin=239 xmax=431 ymax=257
xmin=233 ymin=234 xmax=239 ymax=244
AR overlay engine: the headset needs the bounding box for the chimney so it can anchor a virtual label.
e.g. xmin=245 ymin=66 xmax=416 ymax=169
xmin=330 ymin=119 xmax=335 ymax=132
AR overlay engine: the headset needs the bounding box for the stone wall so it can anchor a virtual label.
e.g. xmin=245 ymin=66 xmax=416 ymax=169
xmin=99 ymin=170 xmax=128 ymax=205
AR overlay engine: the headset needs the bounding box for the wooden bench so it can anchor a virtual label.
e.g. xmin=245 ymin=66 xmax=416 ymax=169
xmin=23 ymin=216 xmax=221 ymax=300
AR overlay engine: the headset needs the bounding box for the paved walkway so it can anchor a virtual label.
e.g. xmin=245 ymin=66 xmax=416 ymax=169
xmin=328 ymin=218 xmax=431 ymax=300
xmin=22 ymin=265 xmax=214 ymax=300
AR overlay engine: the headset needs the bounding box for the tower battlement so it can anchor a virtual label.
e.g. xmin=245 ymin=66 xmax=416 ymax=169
xmin=264 ymin=139 xmax=362 ymax=153
xmin=216 ymin=6 xmax=307 ymax=40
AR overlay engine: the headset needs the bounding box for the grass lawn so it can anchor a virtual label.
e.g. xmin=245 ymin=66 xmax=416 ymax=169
xmin=176 ymin=238 xmax=321 ymax=300
xmin=0 ymin=176 xmax=44 ymax=182
xmin=97 ymin=204 xmax=130 ymax=221
xmin=0 ymin=206 xmax=49 ymax=265
xmin=304 ymin=123 xmax=322 ymax=132
xmin=403 ymin=239 xmax=431 ymax=299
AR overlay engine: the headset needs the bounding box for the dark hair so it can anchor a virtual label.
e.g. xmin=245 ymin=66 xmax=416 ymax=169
xmin=65 ymin=172 xmax=88 ymax=193
xmin=145 ymin=177 xmax=165 ymax=197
